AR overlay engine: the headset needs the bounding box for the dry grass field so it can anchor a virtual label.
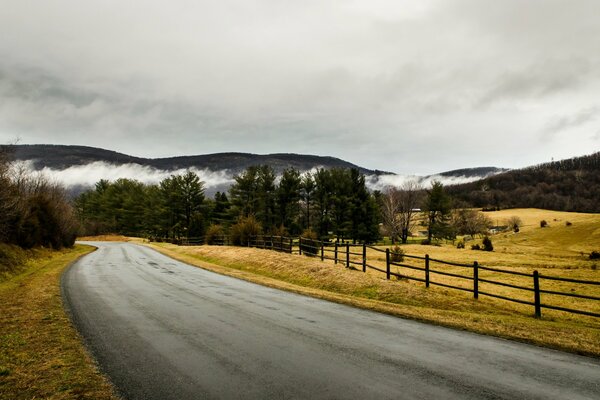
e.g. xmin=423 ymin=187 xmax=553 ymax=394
xmin=0 ymin=245 xmax=118 ymax=400
xmin=148 ymin=209 xmax=600 ymax=357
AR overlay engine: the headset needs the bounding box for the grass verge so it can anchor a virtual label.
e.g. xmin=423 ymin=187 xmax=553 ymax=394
xmin=147 ymin=242 xmax=600 ymax=358
xmin=0 ymin=244 xmax=118 ymax=400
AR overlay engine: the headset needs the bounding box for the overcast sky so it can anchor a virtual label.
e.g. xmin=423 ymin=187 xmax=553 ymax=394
xmin=1 ymin=0 xmax=599 ymax=174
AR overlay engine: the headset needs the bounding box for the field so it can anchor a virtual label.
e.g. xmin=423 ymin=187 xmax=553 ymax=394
xmin=0 ymin=245 xmax=117 ymax=400
xmin=148 ymin=209 xmax=600 ymax=357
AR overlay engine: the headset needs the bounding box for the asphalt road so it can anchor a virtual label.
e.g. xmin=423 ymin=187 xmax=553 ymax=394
xmin=62 ymin=242 xmax=600 ymax=400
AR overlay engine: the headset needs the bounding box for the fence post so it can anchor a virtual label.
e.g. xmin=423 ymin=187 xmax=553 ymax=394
xmin=533 ymin=270 xmax=541 ymax=318
xmin=386 ymin=248 xmax=390 ymax=280
xmin=473 ymin=261 xmax=479 ymax=299
xmin=334 ymin=242 xmax=338 ymax=264
xmin=279 ymin=236 xmax=283 ymax=252
xmin=289 ymin=237 xmax=293 ymax=253
xmin=425 ymin=254 xmax=430 ymax=288
xmin=362 ymin=244 xmax=366 ymax=273
xmin=321 ymin=241 xmax=324 ymax=261
xmin=346 ymin=244 xmax=350 ymax=268
xmin=299 ymin=237 xmax=302 ymax=255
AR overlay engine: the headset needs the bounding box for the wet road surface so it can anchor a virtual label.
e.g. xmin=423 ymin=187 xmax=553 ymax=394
xmin=62 ymin=242 xmax=600 ymax=399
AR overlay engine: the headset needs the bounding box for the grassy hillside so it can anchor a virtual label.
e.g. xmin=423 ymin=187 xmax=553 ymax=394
xmin=400 ymin=208 xmax=600 ymax=270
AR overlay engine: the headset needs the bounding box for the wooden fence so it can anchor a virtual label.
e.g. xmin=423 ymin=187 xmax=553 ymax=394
xmin=160 ymin=235 xmax=600 ymax=319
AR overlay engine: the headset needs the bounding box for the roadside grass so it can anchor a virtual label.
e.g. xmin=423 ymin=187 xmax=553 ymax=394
xmin=148 ymin=242 xmax=600 ymax=358
xmin=0 ymin=244 xmax=118 ymax=400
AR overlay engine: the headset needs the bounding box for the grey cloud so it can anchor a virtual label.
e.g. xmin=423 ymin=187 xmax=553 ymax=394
xmin=1 ymin=0 xmax=600 ymax=173
xmin=544 ymin=107 xmax=600 ymax=136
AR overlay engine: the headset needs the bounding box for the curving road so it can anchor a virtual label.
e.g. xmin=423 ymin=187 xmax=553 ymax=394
xmin=62 ymin=242 xmax=600 ymax=400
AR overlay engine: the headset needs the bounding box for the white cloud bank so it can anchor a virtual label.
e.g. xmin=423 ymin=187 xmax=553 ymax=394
xmin=16 ymin=160 xmax=489 ymax=194
xmin=17 ymin=161 xmax=235 ymax=190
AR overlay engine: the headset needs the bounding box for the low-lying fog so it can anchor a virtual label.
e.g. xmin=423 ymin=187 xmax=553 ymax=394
xmin=16 ymin=161 xmax=487 ymax=197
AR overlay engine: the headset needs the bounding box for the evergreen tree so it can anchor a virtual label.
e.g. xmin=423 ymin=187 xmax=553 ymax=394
xmin=276 ymin=168 xmax=302 ymax=234
xmin=423 ymin=181 xmax=454 ymax=242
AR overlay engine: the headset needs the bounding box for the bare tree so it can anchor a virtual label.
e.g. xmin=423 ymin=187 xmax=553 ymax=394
xmin=398 ymin=181 xmax=423 ymax=243
xmin=380 ymin=186 xmax=402 ymax=244
xmin=506 ymin=216 xmax=523 ymax=232
xmin=381 ymin=181 xmax=423 ymax=244
xmin=452 ymin=208 xmax=493 ymax=237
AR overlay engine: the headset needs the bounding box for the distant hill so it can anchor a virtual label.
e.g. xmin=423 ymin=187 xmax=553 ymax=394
xmin=8 ymin=144 xmax=392 ymax=176
xmin=447 ymin=152 xmax=600 ymax=213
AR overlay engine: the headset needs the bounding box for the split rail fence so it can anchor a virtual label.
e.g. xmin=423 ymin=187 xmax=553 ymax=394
xmin=160 ymin=235 xmax=600 ymax=319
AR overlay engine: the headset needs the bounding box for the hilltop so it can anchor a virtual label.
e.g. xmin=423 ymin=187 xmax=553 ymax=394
xmin=448 ymin=151 xmax=600 ymax=212
xmin=8 ymin=144 xmax=392 ymax=176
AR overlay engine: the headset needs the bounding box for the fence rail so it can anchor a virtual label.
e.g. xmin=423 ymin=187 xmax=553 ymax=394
xmin=157 ymin=235 xmax=600 ymax=319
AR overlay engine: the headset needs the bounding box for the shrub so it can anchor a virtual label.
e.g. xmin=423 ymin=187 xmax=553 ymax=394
xmin=229 ymin=215 xmax=262 ymax=246
xmin=506 ymin=216 xmax=522 ymax=233
xmin=390 ymin=245 xmax=404 ymax=262
xmin=300 ymin=228 xmax=319 ymax=256
xmin=482 ymin=236 xmax=494 ymax=252
xmin=590 ymin=251 xmax=600 ymax=260
xmin=471 ymin=244 xmax=481 ymax=250
xmin=271 ymin=224 xmax=288 ymax=237
xmin=421 ymin=239 xmax=431 ymax=245
xmin=566 ymin=221 xmax=572 ymax=226
xmin=540 ymin=220 xmax=548 ymax=228
xmin=204 ymin=224 xmax=224 ymax=245
xmin=456 ymin=240 xmax=465 ymax=249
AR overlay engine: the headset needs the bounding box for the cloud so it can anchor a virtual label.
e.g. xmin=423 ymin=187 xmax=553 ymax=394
xmin=544 ymin=107 xmax=600 ymax=136
xmin=365 ymin=173 xmax=489 ymax=192
xmin=15 ymin=160 xmax=235 ymax=191
xmin=1 ymin=1 xmax=600 ymax=173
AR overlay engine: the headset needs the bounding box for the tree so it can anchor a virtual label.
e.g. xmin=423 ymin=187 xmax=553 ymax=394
xmin=452 ymin=208 xmax=493 ymax=237
xmin=160 ymin=171 xmax=205 ymax=238
xmin=506 ymin=216 xmax=523 ymax=232
xmin=276 ymin=168 xmax=302 ymax=233
xmin=313 ymin=169 xmax=334 ymax=238
xmin=423 ymin=181 xmax=454 ymax=242
xmin=397 ymin=181 xmax=422 ymax=243
xmin=380 ymin=181 xmax=422 ymax=244
xmin=229 ymin=166 xmax=260 ymax=218
xmin=380 ymin=186 xmax=402 ymax=244
xmin=300 ymin=172 xmax=315 ymax=230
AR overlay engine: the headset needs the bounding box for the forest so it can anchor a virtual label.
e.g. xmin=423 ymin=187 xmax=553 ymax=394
xmin=75 ymin=165 xmax=381 ymax=244
xmin=449 ymin=152 xmax=600 ymax=212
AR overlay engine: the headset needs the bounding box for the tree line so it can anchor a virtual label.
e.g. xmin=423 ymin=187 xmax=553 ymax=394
xmin=75 ymin=162 xmax=498 ymax=246
xmin=0 ymin=146 xmax=78 ymax=249
xmin=449 ymin=151 xmax=600 ymax=213
xmin=75 ymin=165 xmax=381 ymax=243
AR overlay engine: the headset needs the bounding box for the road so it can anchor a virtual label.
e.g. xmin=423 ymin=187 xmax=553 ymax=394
xmin=62 ymin=242 xmax=600 ymax=400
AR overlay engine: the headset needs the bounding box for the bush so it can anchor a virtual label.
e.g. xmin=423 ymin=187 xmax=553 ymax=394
xmin=590 ymin=251 xmax=600 ymax=260
xmin=300 ymin=228 xmax=319 ymax=256
xmin=229 ymin=215 xmax=262 ymax=246
xmin=471 ymin=244 xmax=481 ymax=250
xmin=566 ymin=221 xmax=572 ymax=226
xmin=390 ymin=245 xmax=404 ymax=262
xmin=506 ymin=216 xmax=522 ymax=233
xmin=482 ymin=236 xmax=493 ymax=252
xmin=456 ymin=240 xmax=465 ymax=249
xmin=421 ymin=239 xmax=431 ymax=245
xmin=540 ymin=220 xmax=548 ymax=228
xmin=204 ymin=224 xmax=225 ymax=245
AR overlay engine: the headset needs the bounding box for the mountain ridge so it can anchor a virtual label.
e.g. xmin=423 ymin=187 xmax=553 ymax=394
xmin=9 ymin=144 xmax=395 ymax=176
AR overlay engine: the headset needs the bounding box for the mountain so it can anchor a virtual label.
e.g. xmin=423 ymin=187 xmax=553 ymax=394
xmin=447 ymin=152 xmax=600 ymax=213
xmin=8 ymin=144 xmax=392 ymax=176
xmin=6 ymin=144 xmax=503 ymax=197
